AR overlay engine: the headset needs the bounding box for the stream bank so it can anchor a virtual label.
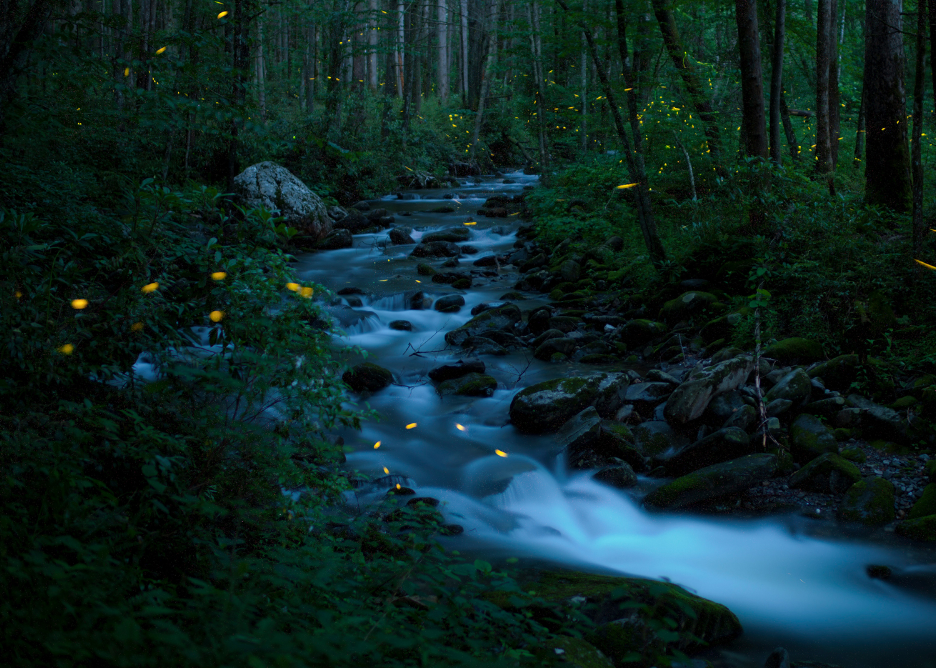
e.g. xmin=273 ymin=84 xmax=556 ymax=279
xmin=293 ymin=170 xmax=936 ymax=668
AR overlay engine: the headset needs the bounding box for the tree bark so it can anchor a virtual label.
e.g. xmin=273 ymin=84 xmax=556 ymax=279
xmin=735 ymin=0 xmax=768 ymax=159
xmin=528 ymin=0 xmax=549 ymax=170
xmin=912 ymin=0 xmax=926 ymax=261
xmin=863 ymin=0 xmax=911 ymax=212
xmin=650 ymin=0 xmax=723 ymax=162
xmin=854 ymin=84 xmax=865 ymax=165
xmin=829 ymin=0 xmax=841 ymax=167
xmin=368 ymin=0 xmax=379 ymax=90
xmin=779 ymin=91 xmax=799 ymax=162
xmin=815 ymin=0 xmax=832 ymax=173
xmin=769 ymin=0 xmax=786 ymax=165
xmin=438 ymin=0 xmax=450 ymax=99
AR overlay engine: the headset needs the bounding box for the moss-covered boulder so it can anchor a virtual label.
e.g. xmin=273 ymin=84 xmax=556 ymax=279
xmin=664 ymin=355 xmax=755 ymax=424
xmin=788 ymin=453 xmax=862 ymax=494
xmin=762 ymin=337 xmax=825 ymax=365
xmin=801 ymin=396 xmax=847 ymax=418
xmin=631 ymin=421 xmax=689 ymax=458
xmin=837 ymin=477 xmax=895 ymax=526
xmin=643 ymin=454 xmax=777 ymax=510
xmin=593 ymin=373 xmax=631 ymax=418
xmin=510 ymin=376 xmax=603 ymax=434
xmin=658 ymin=291 xmax=722 ymax=326
xmin=525 ymin=570 xmax=742 ymax=655
xmin=846 ymin=393 xmax=927 ymax=445
xmin=618 ymin=319 xmax=667 ymax=349
xmin=723 ymin=403 xmax=757 ymax=431
xmin=699 ymin=312 xmax=745 ymax=345
xmin=662 ymin=427 xmax=751 ymax=476
xmin=445 ymin=303 xmax=522 ymax=346
xmin=894 ymin=515 xmax=936 ymax=541
xmin=593 ymin=463 xmax=639 ymax=489
xmin=763 ymin=368 xmax=812 ymax=406
xmin=421 ymin=227 xmax=470 ymax=242
xmin=410 ymin=240 xmax=461 ymax=258
xmin=533 ymin=636 xmax=615 ymax=668
xmin=342 ymin=362 xmax=394 ymax=392
xmin=927 ymin=459 xmax=936 ymax=483
xmin=808 ymin=354 xmax=860 ymax=393
xmin=437 ymin=372 xmax=497 ymax=397
xmin=909 ymin=483 xmax=936 ymax=520
xmin=534 ymin=337 xmax=578 ymax=361
xmin=789 ymin=413 xmax=839 ymax=463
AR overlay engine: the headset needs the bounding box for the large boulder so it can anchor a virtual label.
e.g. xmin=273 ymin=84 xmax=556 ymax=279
xmin=411 ymin=240 xmax=461 ymax=258
xmin=762 ymin=337 xmax=825 ymax=365
xmin=661 ymin=427 xmax=751 ymax=476
xmin=846 ymin=393 xmax=927 ymax=444
xmin=427 ymin=359 xmax=485 ymax=382
xmin=788 ymin=453 xmax=862 ymax=494
xmin=557 ymin=408 xmax=646 ymax=471
xmin=232 ymin=162 xmax=332 ymax=242
xmin=618 ymin=319 xmax=667 ymax=349
xmin=894 ymin=515 xmax=936 ymax=541
xmin=316 ymin=228 xmax=353 ymax=250
xmin=510 ymin=376 xmax=604 ymax=434
xmin=437 ymin=372 xmax=497 ymax=397
xmin=388 ymin=226 xmax=415 ymax=244
xmin=789 ymin=413 xmax=839 ymax=462
xmin=658 ymin=291 xmax=722 ymax=325
xmin=807 ymin=354 xmax=860 ymax=393
xmin=631 ymin=421 xmax=690 ymax=457
xmin=445 ymin=304 xmax=522 ymax=346
xmin=763 ymin=368 xmax=812 ymax=406
xmin=663 ymin=355 xmax=755 ymax=424
xmin=837 ymin=477 xmax=895 ymax=526
xmin=421 ymin=227 xmax=470 ymax=242
xmin=643 ymin=454 xmax=778 ymax=510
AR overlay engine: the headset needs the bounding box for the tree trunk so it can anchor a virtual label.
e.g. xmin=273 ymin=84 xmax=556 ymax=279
xmin=470 ymin=0 xmax=500 ymax=164
xmin=528 ymin=0 xmax=549 ymax=170
xmin=829 ymin=0 xmax=841 ymax=167
xmin=556 ymin=0 xmax=666 ymax=270
xmin=735 ymin=0 xmax=768 ymax=159
xmin=912 ymin=0 xmax=926 ymax=261
xmin=815 ymin=0 xmax=832 ymax=173
xmin=769 ymin=0 xmax=786 ymax=165
xmin=580 ymin=0 xmax=588 ymax=152
xmin=438 ymin=0 xmax=450 ymax=98
xmin=650 ymin=0 xmax=723 ymax=162
xmin=863 ymin=0 xmax=911 ymax=212
xmin=256 ymin=16 xmax=267 ymax=119
xmin=460 ymin=0 xmax=469 ymax=101
xmin=854 ymin=84 xmax=865 ymax=165
xmin=780 ymin=91 xmax=800 ymax=162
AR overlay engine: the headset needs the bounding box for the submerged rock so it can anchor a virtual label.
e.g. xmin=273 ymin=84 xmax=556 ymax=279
xmin=342 ymin=362 xmax=393 ymax=392
xmin=421 ymin=227 xmax=470 ymax=242
xmin=445 ymin=303 xmax=522 ymax=346
xmin=411 ymin=240 xmax=461 ymax=258
xmin=437 ymin=372 xmax=497 ymax=397
xmin=427 ymin=359 xmax=485 ymax=382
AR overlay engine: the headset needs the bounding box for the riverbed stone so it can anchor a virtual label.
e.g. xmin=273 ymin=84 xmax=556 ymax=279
xmin=422 ymin=227 xmax=470 ymax=243
xmin=593 ymin=373 xmax=631 ymax=418
xmin=801 ymin=396 xmax=847 ymax=418
xmin=232 ymin=161 xmax=332 ymax=242
xmin=837 ymin=477 xmax=895 ymax=526
xmin=722 ymin=403 xmax=757 ymax=431
xmin=618 ymin=319 xmax=667 ymax=349
xmin=659 ymin=291 xmax=722 ymax=326
xmin=388 ymin=226 xmax=415 ymax=244
xmin=908 ymin=483 xmax=936 ymax=519
xmin=433 ymin=294 xmax=466 ymax=313
xmin=427 ymin=359 xmax=485 ymax=382
xmin=702 ymin=390 xmax=746 ymax=426
xmin=789 ymin=413 xmax=839 ymax=462
xmin=463 ymin=336 xmax=508 ymax=356
xmin=846 ymin=393 xmax=924 ymax=444
xmin=549 ymin=316 xmax=580 ymax=333
xmin=316 ymin=227 xmax=353 ymax=250
xmin=437 ymin=372 xmax=497 ymax=397
xmin=762 ymin=337 xmax=825 ymax=365
xmin=661 ymin=427 xmax=751 ymax=476
xmin=510 ymin=376 xmax=604 ymax=434
xmin=807 ymin=354 xmax=860 ymax=392
xmin=624 ymin=382 xmax=673 ymax=409
xmin=593 ymin=463 xmax=638 ymax=489
xmin=445 ymin=303 xmax=522 ymax=346
xmin=411 ymin=240 xmax=461 ymax=258
xmin=643 ymin=454 xmax=778 ymax=510
xmin=631 ymin=421 xmax=689 ymax=457
xmin=788 ymin=453 xmax=862 ymax=494
xmin=342 ymin=362 xmax=394 ymax=392
xmin=532 ymin=328 xmax=566 ymax=348
xmin=663 ymin=355 xmax=755 ymax=424
xmin=389 ymin=320 xmax=413 ymax=331
xmin=763 ymin=368 xmax=812 ymax=406
xmin=894 ymin=515 xmax=936 ymax=541
xmin=534 ymin=337 xmax=578 ymax=361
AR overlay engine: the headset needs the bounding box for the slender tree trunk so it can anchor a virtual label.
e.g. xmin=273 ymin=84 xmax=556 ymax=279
xmin=829 ymin=0 xmax=841 ymax=167
xmin=912 ymin=0 xmax=926 ymax=261
xmin=815 ymin=0 xmax=832 ymax=173
xmin=460 ymin=0 xmax=469 ymax=101
xmin=735 ymin=0 xmax=768 ymax=158
xmin=580 ymin=0 xmax=588 ymax=152
xmin=528 ymin=0 xmax=549 ymax=170
xmin=470 ymin=0 xmax=500 ymax=164
xmin=256 ymin=16 xmax=267 ymax=119
xmin=769 ymin=0 xmax=786 ymax=164
xmin=555 ymin=0 xmax=666 ymax=270
xmin=854 ymin=84 xmax=865 ymax=165
xmin=650 ymin=0 xmax=723 ymax=162
xmin=780 ymin=91 xmax=799 ymax=162
xmin=398 ymin=1 xmax=406 ymax=97
xmin=864 ymin=0 xmax=911 ymax=211
xmin=438 ymin=0 xmax=450 ymax=98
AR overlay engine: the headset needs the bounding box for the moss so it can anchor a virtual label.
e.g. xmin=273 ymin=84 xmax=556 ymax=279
xmin=549 ymin=288 xmax=564 ymax=301
xmin=890 ymin=395 xmax=919 ymax=409
xmin=762 ymin=337 xmax=825 ymax=365
xmin=894 ymin=515 xmax=936 ymax=541
xmin=608 ymin=424 xmax=634 ymax=441
xmin=535 ymin=636 xmax=616 ymax=668
xmin=416 ymin=263 xmax=437 ymax=276
xmin=452 ymin=278 xmax=471 ymax=290
xmin=840 ymin=445 xmax=867 ymax=463
xmin=926 ymin=459 xmax=936 ymax=483
xmin=838 ymin=477 xmax=895 ymax=526
xmin=909 ymin=483 xmax=936 ymax=520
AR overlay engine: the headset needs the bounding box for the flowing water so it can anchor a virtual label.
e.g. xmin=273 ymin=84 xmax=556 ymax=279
xmin=290 ymin=171 xmax=935 ymax=668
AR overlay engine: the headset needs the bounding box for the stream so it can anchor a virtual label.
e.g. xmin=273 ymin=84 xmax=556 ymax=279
xmin=292 ymin=171 xmax=936 ymax=668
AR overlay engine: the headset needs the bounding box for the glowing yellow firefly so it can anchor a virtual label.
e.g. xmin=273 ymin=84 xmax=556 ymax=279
xmin=374 ymin=441 xmax=381 ymax=449
xmin=155 ymin=46 xmax=167 ymax=55
xmin=286 ymin=282 xmax=300 ymax=292
xmin=914 ymin=259 xmax=936 ymax=270
xmin=141 ymin=282 xmax=159 ymax=294
xmin=217 ymin=10 xmax=228 ymax=18
xmin=300 ymin=286 xmax=314 ymax=298
xmin=456 ymin=424 xmax=466 ymax=431
xmin=58 ymin=344 xmax=74 ymax=355
xmin=211 ymin=271 xmax=227 ymax=281
xmin=131 ymin=322 xmax=144 ymax=332
xmin=406 ymin=423 xmax=417 ymax=429
xmin=209 ymin=310 xmax=224 ymax=322
xmin=383 ymin=467 xmax=389 ymax=474
xmin=616 ymin=183 xmax=638 ymax=189
xmin=71 ymin=299 xmax=88 ymax=309
xmin=495 ymin=449 xmax=508 ymax=457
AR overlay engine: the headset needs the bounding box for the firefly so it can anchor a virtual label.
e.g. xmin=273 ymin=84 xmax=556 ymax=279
xmin=141 ymin=282 xmax=159 ymax=294
xmin=209 ymin=310 xmax=224 ymax=322
xmin=374 ymin=441 xmax=381 ymax=449
xmin=58 ymin=343 xmax=74 ymax=355
xmin=131 ymin=322 xmax=144 ymax=332
xmin=155 ymin=46 xmax=167 ymax=55
xmin=71 ymin=299 xmax=88 ymax=309
xmin=286 ymin=282 xmax=300 ymax=291
xmin=406 ymin=423 xmax=417 ymax=429
xmin=300 ymin=287 xmax=314 ymax=298
xmin=217 ymin=10 xmax=228 ymax=18
xmin=211 ymin=272 xmax=227 ymax=281
xmin=495 ymin=449 xmax=508 ymax=457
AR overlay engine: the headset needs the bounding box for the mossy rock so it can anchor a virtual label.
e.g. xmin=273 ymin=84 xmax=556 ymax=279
xmin=342 ymin=362 xmax=393 ymax=392
xmin=524 ymin=570 xmax=742 ymax=653
xmin=840 ymin=445 xmax=867 ymax=463
xmin=509 ymin=376 xmax=603 ymax=434
xmin=789 ymin=413 xmax=839 ymax=463
xmin=444 ymin=303 xmax=522 ymax=346
xmin=909 ymin=483 xmax=936 ymax=520
xmin=643 ymin=454 xmax=777 ymax=510
xmin=890 ymin=395 xmax=919 ymax=409
xmin=619 ymin=319 xmax=668 ymax=349
xmin=837 ymin=477 xmax=895 ymax=526
xmin=788 ymin=453 xmax=861 ymax=494
xmin=416 ymin=263 xmax=437 ymax=276
xmin=926 ymin=459 xmax=936 ymax=483
xmin=658 ymin=291 xmax=722 ymax=326
xmin=762 ymin=337 xmax=825 ymax=365
xmin=808 ymin=354 xmax=860 ymax=393
xmin=894 ymin=514 xmax=936 ymax=541
xmin=437 ymin=372 xmax=497 ymax=398
xmin=534 ymin=636 xmax=616 ymax=668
